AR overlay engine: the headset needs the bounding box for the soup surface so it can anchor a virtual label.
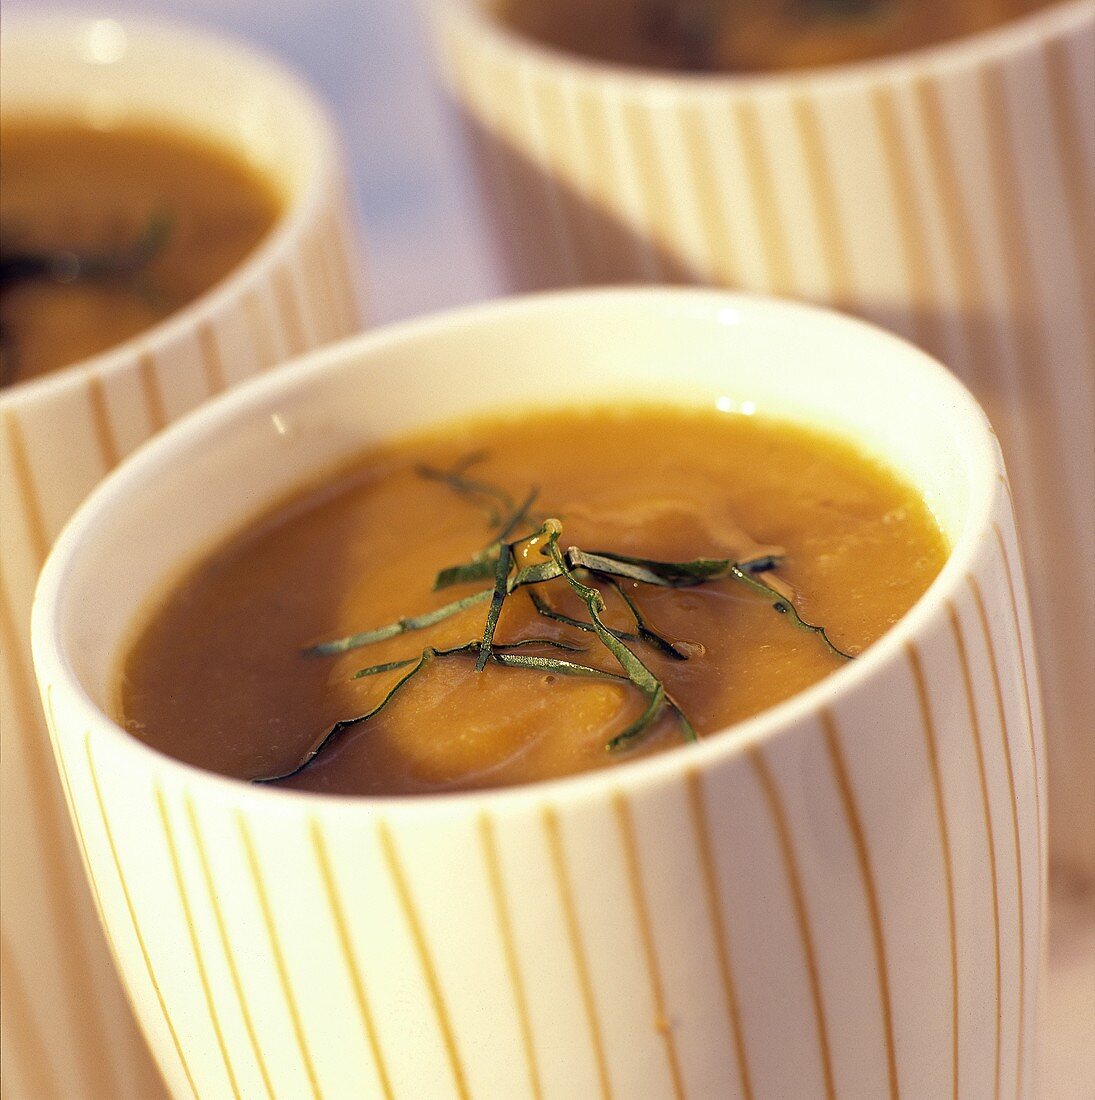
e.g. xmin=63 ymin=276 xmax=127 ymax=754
xmin=119 ymin=406 xmax=948 ymax=795
xmin=496 ymin=0 xmax=1061 ymax=72
xmin=0 ymin=119 xmax=281 ymax=386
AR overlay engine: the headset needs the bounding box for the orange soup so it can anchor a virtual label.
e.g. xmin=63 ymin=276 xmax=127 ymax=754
xmin=0 ymin=119 xmax=281 ymax=386
xmin=118 ymin=406 xmax=948 ymax=795
xmin=496 ymin=0 xmax=1061 ymax=72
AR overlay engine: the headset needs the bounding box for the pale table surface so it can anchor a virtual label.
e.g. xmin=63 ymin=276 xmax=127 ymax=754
xmin=5 ymin=1 xmax=1094 ymax=1095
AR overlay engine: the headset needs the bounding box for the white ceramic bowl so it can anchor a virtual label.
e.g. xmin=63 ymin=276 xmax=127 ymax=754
xmin=34 ymin=288 xmax=1045 ymax=1099
xmin=0 ymin=17 xmax=366 ymax=1099
xmin=433 ymin=0 xmax=1095 ymax=882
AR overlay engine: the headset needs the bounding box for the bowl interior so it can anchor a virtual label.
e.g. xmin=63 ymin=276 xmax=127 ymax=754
xmin=38 ymin=290 xmax=995 ymax=766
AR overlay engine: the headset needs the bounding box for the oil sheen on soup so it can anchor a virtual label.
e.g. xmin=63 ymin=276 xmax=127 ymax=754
xmin=118 ymin=406 xmax=948 ymax=795
xmin=0 ymin=119 xmax=281 ymax=386
xmin=496 ymin=0 xmax=1062 ymax=72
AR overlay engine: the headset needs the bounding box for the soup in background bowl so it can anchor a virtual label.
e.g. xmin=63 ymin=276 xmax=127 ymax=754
xmin=0 ymin=17 xmax=365 ymax=1100
xmin=496 ymin=0 xmax=1064 ymax=73
xmin=33 ymin=289 xmax=1044 ymax=1099
xmin=0 ymin=118 xmax=282 ymax=386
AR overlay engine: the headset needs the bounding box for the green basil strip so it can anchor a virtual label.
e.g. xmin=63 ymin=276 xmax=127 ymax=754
xmin=303 ymin=588 xmax=493 ymax=657
xmin=728 ymin=565 xmax=853 ymax=660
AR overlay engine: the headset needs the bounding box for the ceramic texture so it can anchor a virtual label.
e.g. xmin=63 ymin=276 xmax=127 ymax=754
xmin=0 ymin=18 xmax=366 ymax=1099
xmin=33 ymin=290 xmax=1045 ymax=1099
xmin=434 ymin=0 xmax=1095 ymax=883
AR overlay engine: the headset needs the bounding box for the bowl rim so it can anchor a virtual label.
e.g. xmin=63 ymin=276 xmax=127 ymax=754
xmin=0 ymin=13 xmax=348 ymax=406
xmin=435 ymin=0 xmax=1094 ymax=95
xmin=32 ymin=286 xmax=1002 ymax=820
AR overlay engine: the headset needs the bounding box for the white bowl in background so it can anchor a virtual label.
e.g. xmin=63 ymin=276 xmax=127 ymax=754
xmin=1 ymin=17 xmax=366 ymax=1098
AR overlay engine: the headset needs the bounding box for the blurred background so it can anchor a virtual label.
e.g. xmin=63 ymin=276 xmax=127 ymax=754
xmin=4 ymin=1 xmax=1092 ymax=1094
xmin=5 ymin=0 xmax=503 ymax=323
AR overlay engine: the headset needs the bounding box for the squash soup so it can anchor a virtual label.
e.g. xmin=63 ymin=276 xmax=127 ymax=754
xmin=0 ymin=119 xmax=281 ymax=386
xmin=496 ymin=0 xmax=1062 ymax=72
xmin=118 ymin=406 xmax=947 ymax=794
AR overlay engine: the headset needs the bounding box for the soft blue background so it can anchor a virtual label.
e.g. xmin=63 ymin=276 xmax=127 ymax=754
xmin=5 ymin=0 xmax=503 ymax=322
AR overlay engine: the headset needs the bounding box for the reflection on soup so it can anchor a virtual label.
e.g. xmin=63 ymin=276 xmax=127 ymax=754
xmin=0 ymin=119 xmax=281 ymax=387
xmin=496 ymin=0 xmax=1061 ymax=72
xmin=119 ymin=406 xmax=948 ymax=795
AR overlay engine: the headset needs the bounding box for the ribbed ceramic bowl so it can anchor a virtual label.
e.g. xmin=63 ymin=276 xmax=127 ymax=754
xmin=0 ymin=17 xmax=365 ymax=1099
xmin=34 ymin=289 xmax=1045 ymax=1099
xmin=433 ymin=0 xmax=1095 ymax=882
